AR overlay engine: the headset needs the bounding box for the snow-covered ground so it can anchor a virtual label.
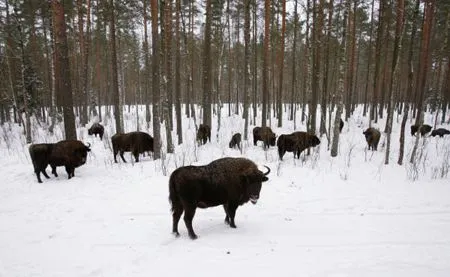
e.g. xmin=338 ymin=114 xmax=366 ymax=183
xmin=1 ymin=106 xmax=450 ymax=277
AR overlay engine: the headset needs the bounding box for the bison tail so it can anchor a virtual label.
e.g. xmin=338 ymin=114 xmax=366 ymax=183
xmin=168 ymin=177 xmax=180 ymax=213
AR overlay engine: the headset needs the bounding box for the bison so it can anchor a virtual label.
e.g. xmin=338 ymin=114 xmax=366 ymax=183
xmin=169 ymin=157 xmax=270 ymax=239
xmin=111 ymin=131 xmax=154 ymax=163
xmin=277 ymin=131 xmax=321 ymax=160
xmin=29 ymin=140 xmax=91 ymax=182
xmin=196 ymin=124 xmax=211 ymax=145
xmin=229 ymin=133 xmax=242 ymax=151
xmin=48 ymin=140 xmax=91 ymax=179
xmin=253 ymin=126 xmax=276 ymax=149
xmin=363 ymin=128 xmax=381 ymax=151
xmin=88 ymin=123 xmax=105 ymax=140
xmin=410 ymin=124 xmax=432 ymax=137
xmin=431 ymin=128 xmax=450 ymax=137
xmin=29 ymin=143 xmax=55 ymax=183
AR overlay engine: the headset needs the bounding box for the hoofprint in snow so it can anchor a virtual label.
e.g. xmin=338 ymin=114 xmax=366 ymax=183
xmin=1 ymin=105 xmax=449 ymax=277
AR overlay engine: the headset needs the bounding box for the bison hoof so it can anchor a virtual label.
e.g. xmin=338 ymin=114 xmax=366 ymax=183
xmin=189 ymin=233 xmax=198 ymax=240
xmin=172 ymin=232 xmax=180 ymax=238
xmin=230 ymin=223 xmax=237 ymax=228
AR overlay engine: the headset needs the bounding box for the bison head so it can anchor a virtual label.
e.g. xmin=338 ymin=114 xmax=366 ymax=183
xmin=74 ymin=143 xmax=91 ymax=165
xmin=309 ymin=135 xmax=320 ymax=147
xmin=242 ymin=166 xmax=270 ymax=204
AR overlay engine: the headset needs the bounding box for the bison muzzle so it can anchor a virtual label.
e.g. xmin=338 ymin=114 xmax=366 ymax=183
xmin=169 ymin=157 xmax=270 ymax=239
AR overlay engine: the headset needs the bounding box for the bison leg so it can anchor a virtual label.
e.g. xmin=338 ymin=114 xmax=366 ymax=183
xmin=227 ymin=202 xmax=238 ymax=228
xmin=133 ymin=150 xmax=139 ymax=162
xmin=42 ymin=169 xmax=50 ymax=179
xmin=51 ymin=165 xmax=58 ymax=177
xmin=34 ymin=169 xmax=43 ymax=183
xmin=65 ymin=166 xmax=74 ymax=179
xmin=182 ymin=203 xmax=198 ymax=239
xmin=172 ymin=205 xmax=184 ymax=237
xmin=119 ymin=151 xmax=127 ymax=163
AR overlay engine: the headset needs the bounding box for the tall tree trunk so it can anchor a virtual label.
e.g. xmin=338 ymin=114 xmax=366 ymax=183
xmin=321 ymin=0 xmax=334 ymax=140
xmin=370 ymin=0 xmax=384 ymax=124
xmin=202 ymin=0 xmax=212 ymax=128
xmin=175 ymin=0 xmax=183 ymax=144
xmin=151 ymin=0 xmax=161 ymax=159
xmin=164 ymin=0 xmax=174 ymax=153
xmin=52 ymin=0 xmax=77 ymax=140
xmin=143 ymin=0 xmax=151 ymax=126
xmin=290 ymin=0 xmax=299 ymax=122
xmin=363 ymin=0 xmax=375 ymax=117
xmin=331 ymin=0 xmax=348 ymax=157
xmin=398 ymin=0 xmax=420 ymax=165
xmin=261 ymin=0 xmax=270 ymax=127
xmin=410 ymin=0 xmax=435 ymax=163
xmin=109 ymin=0 xmax=123 ymax=133
xmin=385 ymin=0 xmax=405 ymax=164
xmin=243 ymin=0 xmax=251 ymax=140
xmin=276 ymin=0 xmax=286 ymax=128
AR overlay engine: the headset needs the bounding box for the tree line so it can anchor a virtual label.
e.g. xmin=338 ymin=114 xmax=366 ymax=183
xmin=0 ymin=0 xmax=448 ymax=163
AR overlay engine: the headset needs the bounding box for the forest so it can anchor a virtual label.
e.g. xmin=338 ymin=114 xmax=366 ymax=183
xmin=0 ymin=0 xmax=449 ymax=164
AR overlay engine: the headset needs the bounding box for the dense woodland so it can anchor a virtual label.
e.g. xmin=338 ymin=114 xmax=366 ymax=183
xmin=0 ymin=0 xmax=449 ymax=164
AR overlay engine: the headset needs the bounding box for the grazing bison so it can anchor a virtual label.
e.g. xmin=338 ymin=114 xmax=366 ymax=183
xmin=431 ymin=128 xmax=450 ymax=137
xmin=410 ymin=124 xmax=432 ymax=137
xmin=169 ymin=157 xmax=270 ymax=239
xmin=363 ymin=128 xmax=381 ymax=151
xmin=88 ymin=123 xmax=104 ymax=140
xmin=196 ymin=124 xmax=211 ymax=145
xmin=111 ymin=131 xmax=154 ymax=163
xmin=277 ymin=131 xmax=321 ymax=160
xmin=229 ymin=133 xmax=242 ymax=151
xmin=253 ymin=126 xmax=276 ymax=149
xmin=29 ymin=143 xmax=55 ymax=183
xmin=340 ymin=119 xmax=344 ymax=133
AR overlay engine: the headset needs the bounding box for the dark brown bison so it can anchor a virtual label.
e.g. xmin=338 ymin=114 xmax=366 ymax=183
xmin=169 ymin=157 xmax=270 ymax=239
xmin=277 ymin=131 xmax=321 ymax=160
xmin=29 ymin=143 xmax=55 ymax=183
xmin=340 ymin=119 xmax=344 ymax=133
xmin=431 ymin=128 xmax=450 ymax=137
xmin=88 ymin=123 xmax=104 ymax=140
xmin=48 ymin=140 xmax=91 ymax=179
xmin=410 ymin=124 xmax=432 ymax=136
xmin=253 ymin=126 xmax=276 ymax=149
xmin=111 ymin=131 xmax=154 ymax=163
xmin=229 ymin=133 xmax=242 ymax=151
xmin=363 ymin=128 xmax=381 ymax=151
xmin=196 ymin=124 xmax=211 ymax=145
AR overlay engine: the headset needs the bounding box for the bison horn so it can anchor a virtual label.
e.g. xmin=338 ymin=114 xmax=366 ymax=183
xmin=85 ymin=142 xmax=91 ymax=148
xmin=263 ymin=165 xmax=271 ymax=176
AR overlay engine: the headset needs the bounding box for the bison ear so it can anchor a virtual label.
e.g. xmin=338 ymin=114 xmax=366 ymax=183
xmin=262 ymin=176 xmax=268 ymax=182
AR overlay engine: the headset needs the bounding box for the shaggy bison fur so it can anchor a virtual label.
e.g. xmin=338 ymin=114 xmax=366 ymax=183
xmin=111 ymin=131 xmax=154 ymax=163
xmin=196 ymin=124 xmax=211 ymax=145
xmin=169 ymin=157 xmax=270 ymax=239
xmin=277 ymin=131 xmax=321 ymax=160
xmin=410 ymin=124 xmax=432 ymax=137
xmin=363 ymin=128 xmax=381 ymax=151
xmin=253 ymin=126 xmax=276 ymax=149
xmin=88 ymin=123 xmax=104 ymax=140
xmin=229 ymin=133 xmax=242 ymax=151
xmin=431 ymin=128 xmax=450 ymax=137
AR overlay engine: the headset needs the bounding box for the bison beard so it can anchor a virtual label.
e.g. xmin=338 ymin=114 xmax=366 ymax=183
xmin=168 ymin=157 xmax=270 ymax=239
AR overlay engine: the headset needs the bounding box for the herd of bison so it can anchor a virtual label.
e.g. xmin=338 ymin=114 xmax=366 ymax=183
xmin=27 ymin=120 xmax=449 ymax=239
